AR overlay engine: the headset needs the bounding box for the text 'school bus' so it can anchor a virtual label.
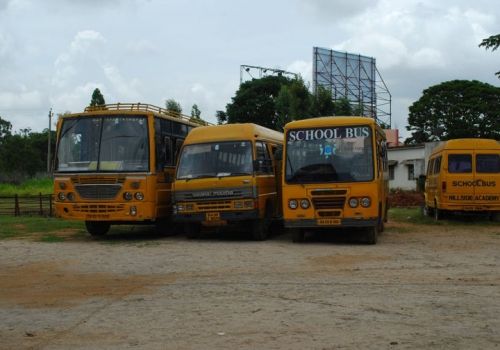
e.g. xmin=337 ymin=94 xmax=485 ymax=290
xmin=423 ymin=138 xmax=500 ymax=220
xmin=172 ymin=123 xmax=283 ymax=240
xmin=53 ymin=103 xmax=207 ymax=236
xmin=282 ymin=117 xmax=389 ymax=244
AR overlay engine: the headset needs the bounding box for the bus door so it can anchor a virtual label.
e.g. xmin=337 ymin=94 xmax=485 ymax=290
xmin=446 ymin=152 xmax=474 ymax=205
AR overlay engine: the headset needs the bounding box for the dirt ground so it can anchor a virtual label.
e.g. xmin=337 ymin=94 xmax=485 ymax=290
xmin=1 ymin=216 xmax=499 ymax=349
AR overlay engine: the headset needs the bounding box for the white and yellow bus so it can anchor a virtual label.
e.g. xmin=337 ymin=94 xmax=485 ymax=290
xmin=424 ymin=138 xmax=500 ymax=220
xmin=172 ymin=123 xmax=283 ymax=240
xmin=53 ymin=103 xmax=207 ymax=236
xmin=282 ymin=117 xmax=388 ymax=244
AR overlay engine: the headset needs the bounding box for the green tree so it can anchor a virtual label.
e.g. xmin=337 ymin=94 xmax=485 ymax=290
xmin=190 ymin=104 xmax=201 ymax=121
xmin=0 ymin=115 xmax=12 ymax=141
xmin=215 ymin=110 xmax=227 ymax=125
xmin=405 ymin=80 xmax=500 ymax=144
xmin=166 ymin=99 xmax=182 ymax=114
xmin=89 ymin=88 xmax=106 ymax=107
xmin=479 ymin=34 xmax=500 ymax=78
xmin=309 ymin=87 xmax=336 ymax=117
xmin=333 ymin=98 xmax=354 ymax=116
xmin=225 ymin=75 xmax=311 ymax=131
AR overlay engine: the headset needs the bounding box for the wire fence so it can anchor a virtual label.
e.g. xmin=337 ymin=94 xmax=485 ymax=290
xmin=0 ymin=193 xmax=53 ymax=217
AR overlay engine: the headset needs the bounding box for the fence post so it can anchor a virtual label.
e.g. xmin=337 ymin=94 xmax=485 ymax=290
xmin=39 ymin=192 xmax=43 ymax=216
xmin=14 ymin=194 xmax=20 ymax=216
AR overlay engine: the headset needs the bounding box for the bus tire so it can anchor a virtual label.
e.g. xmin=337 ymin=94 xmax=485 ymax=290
xmin=85 ymin=221 xmax=110 ymax=236
xmin=291 ymin=228 xmax=305 ymax=243
xmin=434 ymin=201 xmax=444 ymax=221
xmin=364 ymin=226 xmax=378 ymax=245
xmin=378 ymin=204 xmax=385 ymax=233
xmin=252 ymin=219 xmax=267 ymax=241
xmin=185 ymin=223 xmax=200 ymax=239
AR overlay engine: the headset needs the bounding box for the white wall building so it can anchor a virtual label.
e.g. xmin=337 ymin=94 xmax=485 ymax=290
xmin=387 ymin=145 xmax=425 ymax=190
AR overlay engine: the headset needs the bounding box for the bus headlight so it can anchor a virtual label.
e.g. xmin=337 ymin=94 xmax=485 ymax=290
xmin=348 ymin=197 xmax=359 ymax=208
xmin=360 ymin=197 xmax=371 ymax=208
xmin=130 ymin=206 xmax=137 ymax=216
xmin=123 ymin=192 xmax=133 ymax=201
xmin=58 ymin=192 xmax=66 ymax=201
xmin=288 ymin=199 xmax=298 ymax=209
xmin=300 ymin=199 xmax=310 ymax=209
xmin=67 ymin=192 xmax=75 ymax=201
xmin=134 ymin=192 xmax=144 ymax=200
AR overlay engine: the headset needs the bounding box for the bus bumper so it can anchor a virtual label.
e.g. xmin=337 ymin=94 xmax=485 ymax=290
xmin=54 ymin=201 xmax=156 ymax=221
xmin=284 ymin=218 xmax=378 ymax=228
xmin=174 ymin=209 xmax=260 ymax=224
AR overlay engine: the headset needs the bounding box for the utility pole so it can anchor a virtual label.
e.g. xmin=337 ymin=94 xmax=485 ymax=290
xmin=47 ymin=108 xmax=53 ymax=174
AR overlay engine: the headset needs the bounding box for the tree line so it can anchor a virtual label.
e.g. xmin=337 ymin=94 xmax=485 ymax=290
xmin=1 ymin=34 xmax=498 ymax=181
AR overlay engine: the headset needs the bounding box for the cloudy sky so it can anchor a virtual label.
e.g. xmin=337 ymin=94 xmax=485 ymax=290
xmin=0 ymin=0 xmax=498 ymax=138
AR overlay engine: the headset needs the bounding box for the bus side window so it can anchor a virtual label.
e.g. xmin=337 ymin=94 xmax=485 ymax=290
xmin=435 ymin=156 xmax=442 ymax=174
xmin=174 ymin=138 xmax=184 ymax=164
xmin=164 ymin=136 xmax=173 ymax=166
xmin=256 ymin=141 xmax=272 ymax=174
xmin=427 ymin=158 xmax=434 ymax=175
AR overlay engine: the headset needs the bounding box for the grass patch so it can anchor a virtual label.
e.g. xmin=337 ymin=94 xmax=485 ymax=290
xmin=0 ymin=216 xmax=84 ymax=240
xmin=389 ymin=207 xmax=496 ymax=226
xmin=39 ymin=234 xmax=66 ymax=243
xmin=0 ymin=178 xmax=53 ymax=196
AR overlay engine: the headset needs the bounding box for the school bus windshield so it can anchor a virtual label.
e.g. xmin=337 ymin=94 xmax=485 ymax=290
xmin=56 ymin=115 xmax=149 ymax=172
xmin=177 ymin=141 xmax=253 ymax=179
xmin=285 ymin=125 xmax=374 ymax=183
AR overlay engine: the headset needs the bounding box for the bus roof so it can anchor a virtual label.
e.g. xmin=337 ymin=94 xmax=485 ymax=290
xmin=431 ymin=138 xmax=500 ymax=155
xmin=60 ymin=103 xmax=208 ymax=128
xmin=284 ymin=116 xmax=377 ymax=130
xmin=184 ymin=123 xmax=283 ymax=144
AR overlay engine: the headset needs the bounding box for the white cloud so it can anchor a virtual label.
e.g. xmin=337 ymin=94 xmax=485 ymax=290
xmin=300 ymin=0 xmax=380 ymax=20
xmin=286 ymin=60 xmax=313 ymax=86
xmin=50 ymin=82 xmax=103 ymax=113
xmin=103 ymin=64 xmax=142 ymax=100
xmin=126 ymin=39 xmax=159 ymax=55
xmin=0 ymin=89 xmax=43 ymax=110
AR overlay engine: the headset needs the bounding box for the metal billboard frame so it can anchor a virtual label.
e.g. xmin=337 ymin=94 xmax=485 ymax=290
xmin=312 ymin=47 xmax=391 ymax=126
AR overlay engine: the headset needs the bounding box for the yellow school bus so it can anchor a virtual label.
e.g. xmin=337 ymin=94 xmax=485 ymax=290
xmin=172 ymin=123 xmax=283 ymax=240
xmin=282 ymin=116 xmax=389 ymax=244
xmin=53 ymin=103 xmax=207 ymax=236
xmin=424 ymin=138 xmax=500 ymax=220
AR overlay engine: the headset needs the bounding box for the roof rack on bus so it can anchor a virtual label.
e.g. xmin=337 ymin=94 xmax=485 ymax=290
xmin=84 ymin=103 xmax=212 ymax=126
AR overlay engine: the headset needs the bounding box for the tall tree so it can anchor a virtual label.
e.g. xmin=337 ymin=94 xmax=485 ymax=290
xmin=165 ymin=99 xmax=182 ymax=114
xmin=333 ymin=98 xmax=354 ymax=116
xmin=405 ymin=80 xmax=500 ymax=144
xmin=225 ymin=75 xmax=311 ymax=131
xmin=215 ymin=110 xmax=227 ymax=125
xmin=309 ymin=87 xmax=336 ymax=117
xmin=190 ymin=104 xmax=201 ymax=120
xmin=479 ymin=34 xmax=500 ymax=78
xmin=0 ymin=115 xmax=12 ymax=141
xmin=89 ymin=88 xmax=106 ymax=107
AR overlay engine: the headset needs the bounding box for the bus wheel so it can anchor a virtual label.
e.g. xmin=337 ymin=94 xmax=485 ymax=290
xmin=85 ymin=221 xmax=110 ymax=236
xmin=185 ymin=223 xmax=200 ymax=239
xmin=252 ymin=220 xmax=267 ymax=241
xmin=434 ymin=201 xmax=444 ymax=221
xmin=291 ymin=228 xmax=305 ymax=243
xmin=364 ymin=226 xmax=378 ymax=245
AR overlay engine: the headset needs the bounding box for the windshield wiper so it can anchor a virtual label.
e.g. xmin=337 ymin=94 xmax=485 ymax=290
xmin=179 ymin=174 xmax=216 ymax=181
xmin=217 ymin=172 xmax=251 ymax=178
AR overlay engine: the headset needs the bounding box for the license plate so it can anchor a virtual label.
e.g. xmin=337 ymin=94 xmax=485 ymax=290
xmin=206 ymin=212 xmax=220 ymax=221
xmin=317 ymin=218 xmax=340 ymax=225
xmin=86 ymin=214 xmax=109 ymax=220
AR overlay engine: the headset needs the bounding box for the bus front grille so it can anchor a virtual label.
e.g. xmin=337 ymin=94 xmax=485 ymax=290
xmin=71 ymin=176 xmax=125 ymax=184
xmin=312 ymin=197 xmax=346 ymax=209
xmin=75 ymin=184 xmax=122 ymax=200
xmin=73 ymin=204 xmax=125 ymax=213
xmin=317 ymin=210 xmax=341 ymax=217
xmin=311 ymin=189 xmax=347 ymax=196
xmin=196 ymin=201 xmax=232 ymax=211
